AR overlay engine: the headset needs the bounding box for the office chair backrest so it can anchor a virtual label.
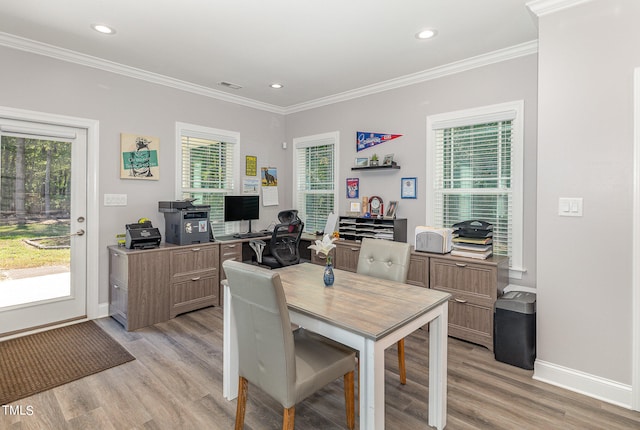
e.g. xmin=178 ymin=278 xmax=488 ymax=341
xmin=223 ymin=260 xmax=297 ymax=406
xmin=269 ymin=215 xmax=304 ymax=267
xmin=356 ymin=238 xmax=411 ymax=283
xmin=277 ymin=209 xmax=299 ymax=224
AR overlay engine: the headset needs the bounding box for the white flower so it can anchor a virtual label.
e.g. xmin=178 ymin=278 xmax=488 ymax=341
xmin=307 ymin=234 xmax=336 ymax=256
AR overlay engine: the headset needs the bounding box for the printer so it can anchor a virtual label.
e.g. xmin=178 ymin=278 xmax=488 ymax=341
xmin=159 ymin=200 xmax=211 ymax=245
xmin=125 ymin=221 xmax=161 ymax=249
xmin=414 ymin=226 xmax=453 ymax=254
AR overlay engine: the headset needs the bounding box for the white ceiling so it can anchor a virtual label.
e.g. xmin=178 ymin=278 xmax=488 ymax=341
xmin=0 ymin=0 xmax=539 ymax=113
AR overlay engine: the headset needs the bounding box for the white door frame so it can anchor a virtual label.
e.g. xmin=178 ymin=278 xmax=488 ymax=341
xmin=633 ymin=68 xmax=640 ymax=411
xmin=0 ymin=106 xmax=100 ymax=323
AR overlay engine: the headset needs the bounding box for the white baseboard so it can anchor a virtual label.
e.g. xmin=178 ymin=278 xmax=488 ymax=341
xmin=97 ymin=302 xmax=110 ymax=319
xmin=534 ymin=359 xmax=633 ymax=409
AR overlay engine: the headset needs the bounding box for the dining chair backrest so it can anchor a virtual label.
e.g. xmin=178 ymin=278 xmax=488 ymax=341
xmin=356 ymin=237 xmax=411 ymax=283
xmin=223 ymin=260 xmax=297 ymax=407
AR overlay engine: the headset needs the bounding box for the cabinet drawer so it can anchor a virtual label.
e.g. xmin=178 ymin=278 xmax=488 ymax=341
xmin=171 ymin=245 xmax=218 ymax=279
xmin=109 ymin=280 xmax=128 ymax=328
xmin=109 ymin=249 xmax=128 ymax=284
xmin=430 ymin=258 xmax=497 ymax=307
xmin=170 ymin=273 xmax=218 ymax=317
xmin=447 ymin=299 xmax=493 ymax=351
xmin=219 ymin=243 xmax=242 ymax=280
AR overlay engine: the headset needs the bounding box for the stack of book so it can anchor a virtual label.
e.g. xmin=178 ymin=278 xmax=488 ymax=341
xmin=451 ymin=220 xmax=493 ymax=259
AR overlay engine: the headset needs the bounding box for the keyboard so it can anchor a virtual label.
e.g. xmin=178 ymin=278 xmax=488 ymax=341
xmin=233 ymin=232 xmax=269 ymax=239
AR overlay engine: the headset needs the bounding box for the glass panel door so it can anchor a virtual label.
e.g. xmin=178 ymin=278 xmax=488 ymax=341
xmin=0 ymin=119 xmax=87 ymax=335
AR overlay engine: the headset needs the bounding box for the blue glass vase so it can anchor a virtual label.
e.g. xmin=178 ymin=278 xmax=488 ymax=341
xmin=323 ymin=256 xmax=335 ymax=287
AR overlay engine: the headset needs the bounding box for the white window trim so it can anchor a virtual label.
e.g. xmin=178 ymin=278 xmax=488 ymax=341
xmin=175 ymin=122 xmax=240 ymax=235
xmin=175 ymin=122 xmax=240 ymax=198
xmin=292 ymin=131 xmax=340 ymax=230
xmin=426 ymin=100 xmax=524 ymax=275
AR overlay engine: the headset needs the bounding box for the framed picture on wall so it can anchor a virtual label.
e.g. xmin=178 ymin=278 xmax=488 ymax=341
xmin=346 ymin=178 xmax=359 ymax=199
xmin=401 ymin=177 xmax=417 ymax=199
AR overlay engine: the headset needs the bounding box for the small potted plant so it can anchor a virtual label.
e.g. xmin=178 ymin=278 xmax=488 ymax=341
xmin=370 ymin=153 xmax=379 ymax=166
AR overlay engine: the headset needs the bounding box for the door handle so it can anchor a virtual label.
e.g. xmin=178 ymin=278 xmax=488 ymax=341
xmin=69 ymin=229 xmax=85 ymax=237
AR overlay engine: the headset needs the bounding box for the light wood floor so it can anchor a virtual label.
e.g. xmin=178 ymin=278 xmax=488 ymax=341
xmin=2 ymin=306 xmax=640 ymax=429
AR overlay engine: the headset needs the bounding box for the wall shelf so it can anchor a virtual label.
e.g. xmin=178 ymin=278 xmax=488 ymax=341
xmin=351 ymin=163 xmax=400 ymax=171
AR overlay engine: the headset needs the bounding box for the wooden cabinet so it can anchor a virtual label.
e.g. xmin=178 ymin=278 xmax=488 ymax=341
xmin=313 ymin=239 xmax=508 ymax=350
xmin=108 ymin=246 xmax=171 ymax=331
xmin=169 ymin=244 xmax=218 ymax=318
xmin=430 ymin=255 xmax=508 ymax=351
xmin=334 ymin=241 xmax=360 ymax=271
xmin=322 ymin=240 xmax=430 ymax=289
xmin=407 ymin=252 xmax=429 ymax=288
xmin=108 ymin=243 xmax=219 ymax=331
xmin=338 ymin=216 xmax=407 ymax=242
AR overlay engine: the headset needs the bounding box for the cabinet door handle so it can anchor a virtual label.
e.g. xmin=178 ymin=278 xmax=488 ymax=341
xmin=191 ymin=276 xmax=201 ymax=281
xmin=227 ymin=244 xmax=237 ymax=248
xmin=350 ymin=248 xmax=359 ymax=252
xmin=191 ymin=248 xmax=201 ymax=252
xmin=455 ymin=263 xmax=467 ymax=268
xmin=114 ymin=284 xmax=120 ymax=289
xmin=454 ymin=297 xmax=467 ymax=303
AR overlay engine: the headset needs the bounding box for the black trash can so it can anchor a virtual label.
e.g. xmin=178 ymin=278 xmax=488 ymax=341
xmin=494 ymin=291 xmax=536 ymax=370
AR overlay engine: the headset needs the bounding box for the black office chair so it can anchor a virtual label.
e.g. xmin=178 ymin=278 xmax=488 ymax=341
xmin=262 ymin=210 xmax=304 ymax=269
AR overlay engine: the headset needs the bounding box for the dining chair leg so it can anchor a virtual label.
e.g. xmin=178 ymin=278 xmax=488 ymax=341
xmin=283 ymin=406 xmax=295 ymax=430
xmin=398 ymin=338 xmax=407 ymax=385
xmin=235 ymin=376 xmax=249 ymax=430
xmin=344 ymin=370 xmax=355 ymax=430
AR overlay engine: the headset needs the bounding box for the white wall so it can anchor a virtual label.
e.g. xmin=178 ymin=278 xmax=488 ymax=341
xmin=0 ymin=46 xmax=287 ymax=304
xmin=285 ymin=54 xmax=539 ymax=288
xmin=535 ymin=0 xmax=639 ymax=399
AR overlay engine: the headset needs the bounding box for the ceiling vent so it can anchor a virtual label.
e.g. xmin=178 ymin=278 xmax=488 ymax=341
xmin=217 ymin=81 xmax=242 ymax=90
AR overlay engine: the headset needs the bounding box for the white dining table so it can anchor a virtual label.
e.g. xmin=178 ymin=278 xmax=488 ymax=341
xmin=222 ymin=262 xmax=451 ymax=430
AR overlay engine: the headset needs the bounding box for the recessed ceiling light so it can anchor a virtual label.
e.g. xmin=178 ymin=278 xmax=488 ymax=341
xmin=91 ymin=24 xmax=116 ymax=35
xmin=416 ymin=29 xmax=437 ymax=39
xmin=270 ymin=83 xmax=284 ymax=89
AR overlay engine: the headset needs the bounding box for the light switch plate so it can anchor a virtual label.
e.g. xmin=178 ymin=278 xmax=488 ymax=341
xmin=558 ymin=197 xmax=583 ymax=217
xmin=104 ymin=194 xmax=127 ymax=206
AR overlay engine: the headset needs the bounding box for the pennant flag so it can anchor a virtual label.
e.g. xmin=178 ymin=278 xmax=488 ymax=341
xmin=356 ymin=132 xmax=402 ymax=152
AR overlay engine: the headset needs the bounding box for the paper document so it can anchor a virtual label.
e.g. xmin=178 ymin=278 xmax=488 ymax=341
xmin=262 ymin=186 xmax=279 ymax=206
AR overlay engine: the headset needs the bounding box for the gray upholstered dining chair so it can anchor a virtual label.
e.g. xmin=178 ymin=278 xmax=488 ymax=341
xmin=223 ymin=260 xmax=356 ymax=430
xmin=356 ymin=237 xmax=412 ymax=385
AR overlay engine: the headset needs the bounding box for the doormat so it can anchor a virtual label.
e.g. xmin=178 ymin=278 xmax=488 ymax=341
xmin=0 ymin=320 xmax=134 ymax=405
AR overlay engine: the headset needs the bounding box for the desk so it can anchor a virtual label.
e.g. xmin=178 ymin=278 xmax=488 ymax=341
xmin=223 ymin=262 xmax=451 ymax=430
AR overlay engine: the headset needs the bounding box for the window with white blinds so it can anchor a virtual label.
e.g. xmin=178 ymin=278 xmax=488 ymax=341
xmin=176 ymin=122 xmax=239 ymax=237
xmin=426 ymin=101 xmax=523 ymax=272
xmin=293 ymin=132 xmax=338 ymax=234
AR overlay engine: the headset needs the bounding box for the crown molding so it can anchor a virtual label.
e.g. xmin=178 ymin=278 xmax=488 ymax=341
xmin=0 ymin=31 xmax=537 ymax=116
xmin=526 ymin=0 xmax=594 ymax=17
xmin=0 ymin=32 xmax=286 ymax=115
xmin=283 ymin=40 xmax=538 ymax=114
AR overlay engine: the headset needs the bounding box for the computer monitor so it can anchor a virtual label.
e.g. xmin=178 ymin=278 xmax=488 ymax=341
xmin=224 ymin=195 xmax=259 ymax=232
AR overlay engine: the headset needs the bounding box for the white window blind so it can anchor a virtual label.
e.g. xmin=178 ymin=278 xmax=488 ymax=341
xmin=427 ymin=101 xmax=523 ymax=271
xmin=293 ymin=132 xmax=338 ymax=233
xmin=176 ymin=123 xmax=239 ymax=237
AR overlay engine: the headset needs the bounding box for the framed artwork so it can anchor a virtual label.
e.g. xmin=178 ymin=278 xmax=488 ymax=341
xmin=346 ymin=178 xmax=359 ymax=199
xmin=383 ymin=154 xmax=394 ymax=166
xmin=245 ymin=155 xmax=257 ymax=176
xmin=355 ymin=157 xmax=368 ymax=167
xmin=385 ymin=200 xmax=398 ymax=218
xmin=401 ymin=177 xmax=417 ymax=199
xmin=120 ymin=133 xmax=159 ymax=180
xmin=261 ymin=167 xmax=277 ymax=186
